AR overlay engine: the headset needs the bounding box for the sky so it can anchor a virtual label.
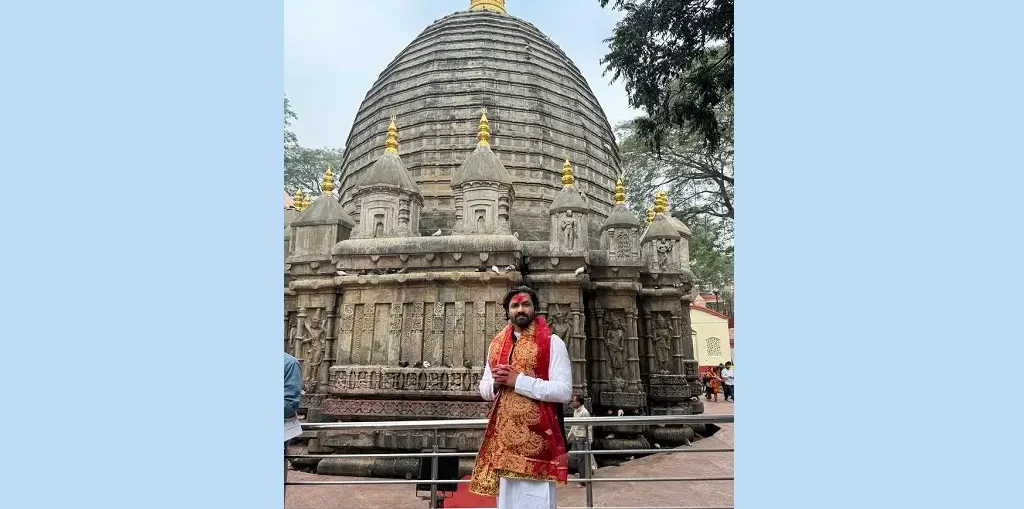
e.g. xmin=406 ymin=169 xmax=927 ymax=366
xmin=284 ymin=0 xmax=641 ymax=149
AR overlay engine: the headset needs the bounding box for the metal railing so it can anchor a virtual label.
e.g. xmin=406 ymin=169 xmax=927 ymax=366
xmin=285 ymin=414 xmax=734 ymax=509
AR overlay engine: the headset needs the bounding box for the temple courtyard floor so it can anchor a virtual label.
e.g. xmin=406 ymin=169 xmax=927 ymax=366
xmin=286 ymin=399 xmax=734 ymax=509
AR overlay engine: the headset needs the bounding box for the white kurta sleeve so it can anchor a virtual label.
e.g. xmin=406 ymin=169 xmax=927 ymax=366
xmin=512 ymin=334 xmax=573 ymax=403
xmin=479 ymin=358 xmax=498 ymax=401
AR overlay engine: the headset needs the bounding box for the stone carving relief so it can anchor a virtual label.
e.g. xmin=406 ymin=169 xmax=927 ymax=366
xmin=602 ymin=313 xmax=627 ymax=378
xmin=299 ymin=308 xmax=329 ymax=380
xmin=651 ymin=313 xmax=674 ymax=374
xmin=654 ymin=239 xmax=676 ymax=271
xmin=611 ymin=228 xmax=636 ymax=259
xmin=330 ymin=366 xmax=483 ymax=396
xmin=286 ymin=314 xmax=299 ymax=355
xmin=322 ymin=399 xmax=490 ymax=419
xmin=547 ymin=307 xmax=572 ymax=340
xmin=560 ymin=209 xmax=579 ymax=251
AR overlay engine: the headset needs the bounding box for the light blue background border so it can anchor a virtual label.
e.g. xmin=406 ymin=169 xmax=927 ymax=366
xmin=1 ymin=1 xmax=1022 ymax=508
xmin=740 ymin=1 xmax=1023 ymax=507
xmin=2 ymin=1 xmax=284 ymax=507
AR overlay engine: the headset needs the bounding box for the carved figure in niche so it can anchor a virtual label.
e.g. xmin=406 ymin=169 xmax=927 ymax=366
xmin=615 ymin=229 xmax=633 ymax=257
xmin=655 ymin=239 xmax=674 ymax=271
xmin=603 ymin=314 xmax=626 ymax=377
xmin=560 ymin=209 xmax=579 ymax=250
xmin=301 ymin=310 xmax=329 ymax=380
xmin=652 ymin=314 xmax=673 ymax=373
xmin=287 ymin=317 xmax=299 ymax=355
xmin=547 ymin=309 xmax=572 ymax=340
xmin=374 ymin=221 xmax=385 ymax=238
xmin=476 ymin=213 xmax=486 ymax=234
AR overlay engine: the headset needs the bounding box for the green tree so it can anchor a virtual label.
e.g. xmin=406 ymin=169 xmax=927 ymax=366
xmin=284 ymin=96 xmax=298 ymax=147
xmin=686 ymin=215 xmax=733 ymax=297
xmin=284 ymin=146 xmax=344 ymax=196
xmin=617 ymin=99 xmax=733 ymax=222
xmin=599 ymin=0 xmax=733 ymax=150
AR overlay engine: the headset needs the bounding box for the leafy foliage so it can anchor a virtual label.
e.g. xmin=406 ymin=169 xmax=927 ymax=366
xmin=284 ymin=96 xmax=299 ymax=147
xmin=284 ymin=146 xmax=344 ymax=196
xmin=283 ymin=95 xmax=343 ymax=195
xmin=599 ymin=0 xmax=733 ymax=150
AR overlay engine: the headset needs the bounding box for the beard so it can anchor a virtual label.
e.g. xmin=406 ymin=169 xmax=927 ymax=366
xmin=512 ymin=312 xmax=535 ymax=328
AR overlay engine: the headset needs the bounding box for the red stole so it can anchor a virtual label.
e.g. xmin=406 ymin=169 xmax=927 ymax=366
xmin=468 ymin=315 xmax=569 ymax=497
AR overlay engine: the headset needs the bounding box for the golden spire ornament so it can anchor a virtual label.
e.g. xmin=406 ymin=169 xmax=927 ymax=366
xmin=321 ymin=165 xmax=334 ymax=195
xmin=384 ymin=116 xmax=399 ymax=154
xmin=561 ymin=156 xmax=575 ymax=187
xmin=293 ymin=189 xmax=304 ymax=211
xmin=614 ymin=178 xmax=626 ymax=205
xmin=302 ymin=194 xmax=311 ymax=210
xmin=646 ymin=206 xmax=655 ymax=223
xmin=469 ymin=0 xmax=507 ymax=14
xmin=477 ymin=108 xmax=490 ymax=148
xmin=653 ymin=191 xmax=667 ymax=214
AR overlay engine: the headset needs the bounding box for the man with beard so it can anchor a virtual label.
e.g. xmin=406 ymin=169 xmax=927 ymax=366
xmin=469 ymin=286 xmax=573 ymax=509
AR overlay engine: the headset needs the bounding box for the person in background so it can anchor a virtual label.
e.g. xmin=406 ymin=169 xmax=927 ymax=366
xmin=720 ymin=361 xmax=735 ymax=402
xmin=705 ymin=367 xmax=722 ymax=402
xmin=568 ymin=394 xmax=596 ymax=488
xmin=285 ymin=353 xmax=302 ymax=419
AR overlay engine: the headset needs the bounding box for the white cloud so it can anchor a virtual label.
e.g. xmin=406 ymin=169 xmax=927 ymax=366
xmin=285 ymin=0 xmax=641 ymax=148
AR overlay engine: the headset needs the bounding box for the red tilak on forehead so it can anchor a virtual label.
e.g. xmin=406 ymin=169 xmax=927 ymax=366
xmin=510 ymin=293 xmax=531 ymax=305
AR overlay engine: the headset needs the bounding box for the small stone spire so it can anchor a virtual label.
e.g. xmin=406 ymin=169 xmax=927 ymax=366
xmin=384 ymin=116 xmax=399 ymax=154
xmin=294 ymin=189 xmax=304 ymax=211
xmin=302 ymin=194 xmax=311 ymax=210
xmin=561 ymin=156 xmax=575 ymax=187
xmin=477 ymin=108 xmax=490 ymax=148
xmin=469 ymin=0 xmax=506 ymax=14
xmin=614 ymin=178 xmax=626 ymax=205
xmin=321 ymin=165 xmax=334 ymax=195
xmin=646 ymin=206 xmax=655 ymax=224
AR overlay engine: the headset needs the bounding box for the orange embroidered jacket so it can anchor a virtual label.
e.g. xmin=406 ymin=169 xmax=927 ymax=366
xmin=469 ymin=315 xmax=571 ymax=497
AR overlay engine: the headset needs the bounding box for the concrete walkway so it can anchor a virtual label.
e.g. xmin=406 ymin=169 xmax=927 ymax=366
xmin=286 ymin=399 xmax=734 ymax=508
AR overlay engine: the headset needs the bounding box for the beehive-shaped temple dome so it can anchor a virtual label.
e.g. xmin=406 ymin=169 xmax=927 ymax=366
xmin=336 ymin=4 xmax=621 ymax=247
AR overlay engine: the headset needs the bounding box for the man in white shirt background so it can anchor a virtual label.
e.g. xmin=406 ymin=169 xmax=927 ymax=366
xmin=720 ymin=361 xmax=735 ymax=402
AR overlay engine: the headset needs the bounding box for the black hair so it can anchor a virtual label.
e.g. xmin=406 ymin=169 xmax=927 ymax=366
xmin=501 ymin=286 xmax=540 ymax=313
xmin=571 ymin=394 xmax=584 ymax=405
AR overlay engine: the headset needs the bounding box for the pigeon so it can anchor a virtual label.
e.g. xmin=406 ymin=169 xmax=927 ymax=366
xmin=504 ymin=265 xmax=517 ymax=272
xmin=654 ymin=443 xmax=662 ymax=449
xmin=491 ymin=265 xmax=500 ymax=273
xmin=398 ymin=360 xmax=409 ymax=368
xmin=336 ymin=270 xmax=348 ymax=276
xmin=357 ymin=269 xmax=368 ymax=276
xmin=432 ymin=229 xmax=442 ymax=236
xmin=422 ymin=361 xmax=432 ymax=369
xmin=574 ymin=266 xmax=586 ymax=275
xmin=512 ymin=232 xmax=519 ymax=238
xmin=396 ymin=267 xmax=407 ymax=274
xmin=463 ymin=360 xmax=474 ymax=369
xmin=475 ymin=266 xmax=486 ymax=272
xmin=413 ymin=360 xmax=425 ymax=368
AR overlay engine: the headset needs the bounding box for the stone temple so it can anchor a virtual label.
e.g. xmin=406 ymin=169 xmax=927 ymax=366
xmin=284 ymin=0 xmax=703 ymax=478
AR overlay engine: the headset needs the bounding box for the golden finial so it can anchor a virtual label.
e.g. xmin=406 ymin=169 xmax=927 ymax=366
xmin=561 ymin=156 xmax=575 ymax=187
xmin=384 ymin=116 xmax=399 ymax=154
xmin=469 ymin=0 xmax=507 ymax=14
xmin=614 ymin=178 xmax=626 ymax=205
xmin=646 ymin=206 xmax=655 ymax=224
xmin=321 ymin=165 xmax=334 ymax=194
xmin=293 ymin=189 xmax=304 ymax=211
xmin=477 ymin=108 xmax=490 ymax=148
xmin=302 ymin=194 xmax=311 ymax=210
xmin=653 ymin=191 xmax=667 ymax=214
